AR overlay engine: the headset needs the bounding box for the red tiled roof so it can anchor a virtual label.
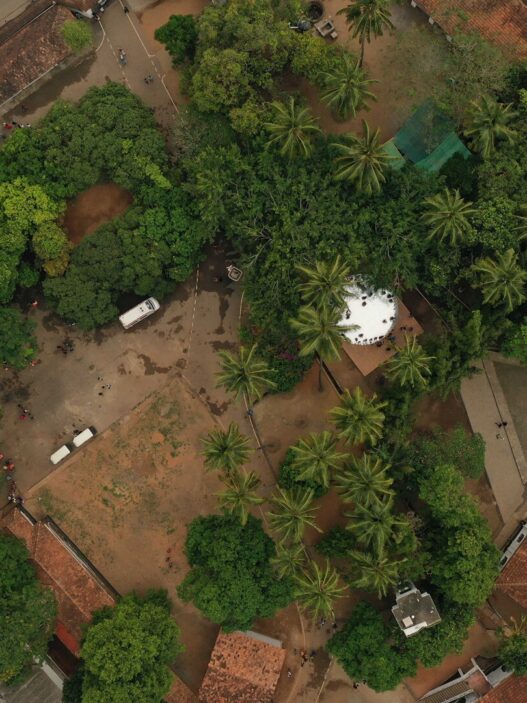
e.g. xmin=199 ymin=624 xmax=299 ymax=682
xmin=0 ymin=4 xmax=72 ymax=105
xmin=199 ymin=631 xmax=286 ymax=703
xmin=165 ymin=676 xmax=198 ymax=703
xmin=479 ymin=676 xmax=527 ymax=703
xmin=496 ymin=541 xmax=527 ymax=609
xmin=414 ymin=0 xmax=527 ymax=59
xmin=5 ymin=509 xmax=115 ymax=655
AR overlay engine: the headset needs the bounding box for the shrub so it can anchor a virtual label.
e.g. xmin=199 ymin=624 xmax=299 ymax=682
xmin=60 ymin=20 xmax=93 ymax=53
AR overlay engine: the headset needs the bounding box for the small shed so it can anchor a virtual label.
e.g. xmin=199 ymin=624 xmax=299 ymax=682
xmin=392 ymin=582 xmax=441 ymax=637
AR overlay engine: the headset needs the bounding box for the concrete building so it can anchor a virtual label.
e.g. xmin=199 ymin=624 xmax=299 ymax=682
xmin=392 ymin=582 xmax=441 ymax=637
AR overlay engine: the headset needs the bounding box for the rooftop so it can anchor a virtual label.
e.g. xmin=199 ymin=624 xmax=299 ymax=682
xmin=392 ymin=585 xmax=441 ymax=637
xmin=413 ymin=0 xmax=527 ymax=59
xmin=0 ymin=2 xmax=72 ymax=107
xmin=340 ymin=277 xmax=398 ymax=347
xmin=198 ymin=631 xmax=286 ymax=703
xmin=479 ymin=675 xmax=527 ymax=703
xmin=4 ymin=507 xmax=116 ymax=654
xmin=495 ymin=538 xmax=527 ymax=609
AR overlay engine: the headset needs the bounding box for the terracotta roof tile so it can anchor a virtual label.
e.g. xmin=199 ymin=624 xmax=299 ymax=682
xmin=496 ymin=541 xmax=527 ymax=609
xmin=414 ymin=0 xmax=527 ymax=59
xmin=165 ymin=676 xmax=198 ymax=703
xmin=0 ymin=4 xmax=72 ymax=105
xmin=5 ymin=509 xmax=116 ymax=655
xmin=199 ymin=632 xmax=286 ymax=703
xmin=479 ymin=676 xmax=527 ymax=703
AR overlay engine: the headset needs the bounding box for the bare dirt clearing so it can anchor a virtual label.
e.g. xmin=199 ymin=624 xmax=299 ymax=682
xmin=62 ymin=183 xmax=133 ymax=245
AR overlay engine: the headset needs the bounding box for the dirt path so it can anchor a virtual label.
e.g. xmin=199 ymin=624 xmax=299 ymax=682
xmin=63 ymin=183 xmax=133 ymax=244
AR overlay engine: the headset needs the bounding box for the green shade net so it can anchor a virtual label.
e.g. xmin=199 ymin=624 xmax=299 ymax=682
xmin=393 ymin=100 xmax=472 ymax=172
xmin=382 ymin=139 xmax=406 ymax=170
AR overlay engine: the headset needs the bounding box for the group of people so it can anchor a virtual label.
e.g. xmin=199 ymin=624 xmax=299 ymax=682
xmin=56 ymin=338 xmax=75 ymax=355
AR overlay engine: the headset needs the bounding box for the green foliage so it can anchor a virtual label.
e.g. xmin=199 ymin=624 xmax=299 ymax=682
xmin=320 ymin=54 xmax=377 ymax=120
xmin=471 ymin=248 xmax=526 ymax=312
xmin=464 ymin=96 xmax=517 ymax=159
xmin=268 ymin=486 xmax=321 ymax=543
xmin=0 ymin=534 xmax=56 ymax=684
xmin=216 ymin=468 xmax=264 ymax=525
xmin=62 ymin=665 xmax=84 ymax=703
xmin=411 ymin=426 xmax=485 ymax=480
xmin=403 ymin=603 xmax=475 ymax=668
xmin=265 ymin=97 xmax=321 ymax=159
xmin=330 ymin=387 xmax=387 ymax=447
xmin=502 ymin=318 xmax=527 ymax=364
xmin=201 ymin=422 xmax=252 ymax=473
xmin=290 ymin=431 xmax=346 ymax=489
xmin=278 ymin=448 xmax=329 ymax=498
xmin=333 ymin=120 xmax=391 ymax=195
xmin=177 ymin=514 xmax=293 ymax=630
xmin=216 ymin=344 xmax=276 ymax=405
xmin=316 ymin=525 xmax=357 ymax=558
xmin=499 ymin=629 xmax=527 ymax=675
xmin=80 ymin=592 xmax=182 ymax=703
xmin=294 ymin=560 xmax=347 ymax=620
xmin=155 ymin=15 xmax=197 ymax=66
xmin=418 ymin=464 xmax=500 ymax=607
xmin=327 ymin=602 xmax=417 ymax=692
xmin=0 ymin=308 xmax=37 ymax=368
xmin=439 ymin=153 xmax=477 ymax=199
xmin=60 ymin=20 xmax=93 ymax=53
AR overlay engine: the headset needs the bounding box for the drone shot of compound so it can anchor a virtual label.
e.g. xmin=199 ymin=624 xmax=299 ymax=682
xmin=0 ymin=0 xmax=527 ymax=702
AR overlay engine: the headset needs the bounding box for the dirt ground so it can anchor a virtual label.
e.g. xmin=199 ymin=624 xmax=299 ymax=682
xmin=62 ymin=183 xmax=133 ymax=244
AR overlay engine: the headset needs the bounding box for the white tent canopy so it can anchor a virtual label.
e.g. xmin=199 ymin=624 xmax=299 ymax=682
xmin=340 ymin=277 xmax=398 ymax=346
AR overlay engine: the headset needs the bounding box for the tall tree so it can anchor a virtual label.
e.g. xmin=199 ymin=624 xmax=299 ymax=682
xmin=471 ymin=248 xmax=526 ymax=312
xmin=201 ymin=422 xmax=252 ymax=473
xmin=216 ymin=468 xmax=264 ymax=526
xmin=498 ymin=618 xmax=527 ymax=676
xmin=333 ymin=120 xmax=391 ymax=195
xmin=290 ymin=431 xmax=347 ymax=489
xmin=346 ymin=495 xmax=407 ymax=555
xmin=294 ymin=560 xmax=347 ymax=620
xmin=337 ymin=0 xmax=394 ymax=66
xmin=385 ymin=335 xmax=434 ymax=389
xmin=268 ymin=487 xmax=321 ymax=543
xmin=329 ymin=386 xmax=386 ymax=446
xmin=0 ymin=534 xmax=56 ymax=685
xmin=0 ymin=308 xmax=37 ymax=369
xmin=296 ymin=255 xmax=351 ymax=310
xmin=464 ymin=96 xmax=517 ymax=158
xmin=216 ymin=345 xmax=275 ymax=408
xmin=290 ymin=305 xmax=353 ymax=391
xmin=349 ymin=549 xmax=403 ymax=597
xmin=177 ymin=514 xmax=293 ymax=631
xmin=320 ymin=55 xmax=377 ymax=119
xmin=334 ymin=453 xmax=394 ymax=507
xmin=265 ymin=97 xmax=321 ymax=159
xmin=271 ymin=542 xmax=307 ymax=580
xmin=80 ymin=592 xmax=183 ymax=703
xmin=422 ymin=188 xmax=475 ymax=245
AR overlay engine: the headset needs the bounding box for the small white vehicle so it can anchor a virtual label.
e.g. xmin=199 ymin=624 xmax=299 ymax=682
xmin=73 ymin=427 xmax=97 ymax=448
xmin=50 ymin=444 xmax=74 ymax=465
xmin=119 ymin=297 xmax=160 ymax=329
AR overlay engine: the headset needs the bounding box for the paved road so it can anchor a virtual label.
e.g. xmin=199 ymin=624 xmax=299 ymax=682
xmin=0 ymin=0 xmax=32 ymax=25
xmin=461 ymin=360 xmax=527 ymax=531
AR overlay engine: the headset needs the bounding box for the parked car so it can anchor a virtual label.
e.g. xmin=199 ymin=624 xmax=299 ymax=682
xmin=119 ymin=297 xmax=160 ymax=329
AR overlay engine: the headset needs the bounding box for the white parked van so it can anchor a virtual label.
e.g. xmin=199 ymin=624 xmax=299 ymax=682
xmin=119 ymin=297 xmax=160 ymax=329
xmin=73 ymin=427 xmax=97 ymax=448
xmin=50 ymin=444 xmax=73 ymax=465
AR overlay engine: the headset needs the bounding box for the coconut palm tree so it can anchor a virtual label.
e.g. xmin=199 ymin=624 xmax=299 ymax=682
xmin=334 ymin=453 xmax=394 ymax=507
xmin=291 ymin=431 xmax=347 ymax=490
xmin=216 ymin=344 xmax=275 ymax=408
xmin=333 ymin=120 xmax=391 ymax=195
xmin=320 ymin=54 xmax=377 ymax=119
xmin=464 ymin=96 xmax=517 ymax=159
xmin=265 ymin=96 xmax=321 ymax=160
xmin=216 ymin=468 xmax=264 ymax=526
xmin=271 ymin=542 xmax=307 ymax=580
xmin=201 ymin=422 xmax=252 ymax=473
xmin=329 ymin=386 xmax=386 ymax=446
xmin=516 ymin=205 xmax=527 ymax=241
xmin=290 ymin=305 xmax=355 ymax=391
xmin=385 ymin=335 xmax=434 ymax=389
xmin=349 ymin=549 xmax=403 ymax=598
xmin=268 ymin=487 xmax=321 ymax=543
xmin=346 ymin=495 xmax=407 ymax=555
xmin=294 ymin=560 xmax=347 ymax=620
xmin=422 ymin=188 xmax=476 ymax=245
xmin=471 ymin=248 xmax=527 ymax=312
xmin=296 ymin=255 xmax=351 ymax=311
xmin=337 ymin=0 xmax=394 ymax=67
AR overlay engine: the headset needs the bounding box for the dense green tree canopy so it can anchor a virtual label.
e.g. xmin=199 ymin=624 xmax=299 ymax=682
xmin=0 ymin=308 xmax=37 ymax=369
xmin=0 ymin=534 xmax=56 ymax=684
xmin=80 ymin=592 xmax=182 ymax=703
xmin=177 ymin=514 xmax=293 ymax=631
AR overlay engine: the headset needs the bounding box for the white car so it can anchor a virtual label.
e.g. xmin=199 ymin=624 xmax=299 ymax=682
xmin=119 ymin=298 xmax=160 ymax=329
